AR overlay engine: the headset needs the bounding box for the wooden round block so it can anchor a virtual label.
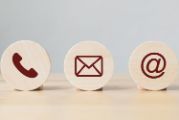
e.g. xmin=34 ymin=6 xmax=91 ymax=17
xmin=129 ymin=41 xmax=179 ymax=90
xmin=1 ymin=40 xmax=51 ymax=91
xmin=64 ymin=41 xmax=114 ymax=91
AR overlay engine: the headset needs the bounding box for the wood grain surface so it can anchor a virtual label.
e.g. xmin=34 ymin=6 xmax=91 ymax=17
xmin=0 ymin=74 xmax=179 ymax=120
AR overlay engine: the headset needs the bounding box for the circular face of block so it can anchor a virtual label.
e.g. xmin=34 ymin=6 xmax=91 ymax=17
xmin=1 ymin=40 xmax=51 ymax=90
xmin=129 ymin=41 xmax=179 ymax=90
xmin=64 ymin=41 xmax=114 ymax=90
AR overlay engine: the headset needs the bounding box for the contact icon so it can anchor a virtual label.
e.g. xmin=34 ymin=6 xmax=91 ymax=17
xmin=129 ymin=41 xmax=179 ymax=90
xmin=141 ymin=52 xmax=166 ymax=79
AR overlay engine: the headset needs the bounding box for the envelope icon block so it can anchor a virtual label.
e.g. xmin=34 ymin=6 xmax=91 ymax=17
xmin=75 ymin=55 xmax=103 ymax=77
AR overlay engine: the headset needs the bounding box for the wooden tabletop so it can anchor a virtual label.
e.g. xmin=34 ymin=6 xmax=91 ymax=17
xmin=0 ymin=74 xmax=179 ymax=120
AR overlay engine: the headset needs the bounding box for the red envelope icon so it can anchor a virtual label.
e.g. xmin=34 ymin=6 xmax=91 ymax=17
xmin=75 ymin=55 xmax=103 ymax=77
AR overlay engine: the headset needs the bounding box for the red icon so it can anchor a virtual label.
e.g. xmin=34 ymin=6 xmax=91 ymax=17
xmin=75 ymin=55 xmax=103 ymax=77
xmin=12 ymin=53 xmax=38 ymax=78
xmin=141 ymin=52 xmax=166 ymax=79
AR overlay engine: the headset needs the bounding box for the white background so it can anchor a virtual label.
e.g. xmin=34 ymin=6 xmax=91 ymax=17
xmin=0 ymin=0 xmax=179 ymax=73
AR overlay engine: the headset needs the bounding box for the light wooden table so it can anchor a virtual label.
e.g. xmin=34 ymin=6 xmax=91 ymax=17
xmin=0 ymin=74 xmax=179 ymax=120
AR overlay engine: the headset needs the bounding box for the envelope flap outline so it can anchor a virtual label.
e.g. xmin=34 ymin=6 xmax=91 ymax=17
xmin=75 ymin=56 xmax=102 ymax=68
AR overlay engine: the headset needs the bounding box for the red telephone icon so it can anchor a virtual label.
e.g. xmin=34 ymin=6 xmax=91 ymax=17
xmin=12 ymin=53 xmax=38 ymax=78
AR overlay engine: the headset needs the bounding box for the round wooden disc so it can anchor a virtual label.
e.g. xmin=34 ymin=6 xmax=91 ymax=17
xmin=1 ymin=40 xmax=51 ymax=90
xmin=64 ymin=41 xmax=114 ymax=91
xmin=129 ymin=41 xmax=179 ymax=90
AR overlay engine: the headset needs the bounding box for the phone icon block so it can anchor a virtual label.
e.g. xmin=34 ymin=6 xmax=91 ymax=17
xmin=12 ymin=52 xmax=38 ymax=78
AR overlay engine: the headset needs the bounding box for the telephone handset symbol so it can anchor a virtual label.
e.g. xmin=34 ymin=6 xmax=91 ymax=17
xmin=12 ymin=53 xmax=38 ymax=78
